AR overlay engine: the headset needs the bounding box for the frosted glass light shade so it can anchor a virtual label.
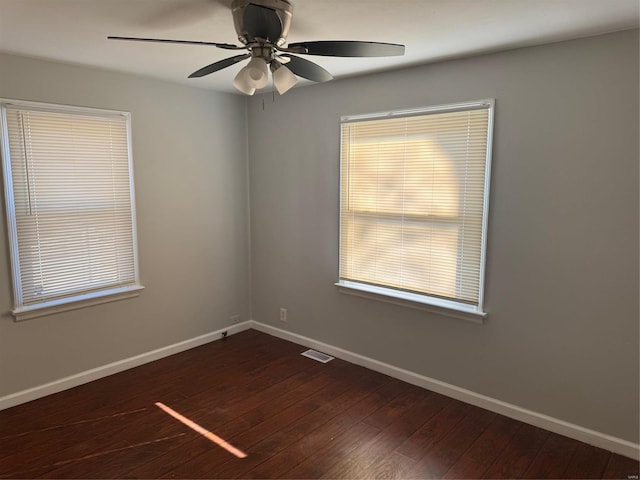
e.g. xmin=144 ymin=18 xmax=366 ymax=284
xmin=272 ymin=64 xmax=297 ymax=94
xmin=247 ymin=58 xmax=269 ymax=86
xmin=246 ymin=57 xmax=269 ymax=88
xmin=233 ymin=57 xmax=269 ymax=95
xmin=232 ymin=67 xmax=256 ymax=96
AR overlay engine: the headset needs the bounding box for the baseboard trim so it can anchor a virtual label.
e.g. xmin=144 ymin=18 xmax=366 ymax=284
xmin=250 ymin=320 xmax=640 ymax=461
xmin=2 ymin=319 xmax=637 ymax=460
xmin=0 ymin=321 xmax=252 ymax=411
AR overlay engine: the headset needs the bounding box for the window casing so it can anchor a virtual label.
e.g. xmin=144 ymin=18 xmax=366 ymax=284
xmin=0 ymin=99 xmax=143 ymax=320
xmin=337 ymin=100 xmax=494 ymax=319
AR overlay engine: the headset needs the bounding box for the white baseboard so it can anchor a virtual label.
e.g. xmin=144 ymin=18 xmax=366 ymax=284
xmin=2 ymin=319 xmax=637 ymax=461
xmin=250 ymin=320 xmax=640 ymax=461
xmin=0 ymin=321 xmax=252 ymax=411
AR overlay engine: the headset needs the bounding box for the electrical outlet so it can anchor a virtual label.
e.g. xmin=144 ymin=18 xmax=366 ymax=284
xmin=279 ymin=307 xmax=287 ymax=323
xmin=230 ymin=314 xmax=240 ymax=324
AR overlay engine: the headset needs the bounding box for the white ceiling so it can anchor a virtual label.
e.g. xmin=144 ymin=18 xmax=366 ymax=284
xmin=1 ymin=0 xmax=638 ymax=94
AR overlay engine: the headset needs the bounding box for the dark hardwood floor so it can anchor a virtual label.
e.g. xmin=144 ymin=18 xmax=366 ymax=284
xmin=0 ymin=329 xmax=637 ymax=479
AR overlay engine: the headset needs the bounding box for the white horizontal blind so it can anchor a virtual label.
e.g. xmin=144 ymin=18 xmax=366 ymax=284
xmin=340 ymin=102 xmax=492 ymax=307
xmin=3 ymin=104 xmax=138 ymax=307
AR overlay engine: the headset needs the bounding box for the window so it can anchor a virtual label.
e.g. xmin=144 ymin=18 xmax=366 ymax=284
xmin=0 ymin=100 xmax=143 ymax=320
xmin=337 ymin=100 xmax=494 ymax=319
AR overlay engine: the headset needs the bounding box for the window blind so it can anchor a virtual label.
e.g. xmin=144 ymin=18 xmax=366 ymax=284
xmin=2 ymin=104 xmax=139 ymax=309
xmin=339 ymin=101 xmax=493 ymax=309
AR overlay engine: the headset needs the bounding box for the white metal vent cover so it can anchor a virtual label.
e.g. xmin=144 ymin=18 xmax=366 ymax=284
xmin=301 ymin=349 xmax=334 ymax=363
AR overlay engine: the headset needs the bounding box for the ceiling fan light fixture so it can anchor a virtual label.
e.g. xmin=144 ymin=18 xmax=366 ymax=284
xmin=232 ymin=66 xmax=257 ymax=95
xmin=244 ymin=57 xmax=269 ymax=88
xmin=271 ymin=62 xmax=297 ymax=94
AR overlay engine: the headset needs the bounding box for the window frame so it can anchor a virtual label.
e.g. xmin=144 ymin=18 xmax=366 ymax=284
xmin=335 ymin=99 xmax=494 ymax=322
xmin=0 ymin=99 xmax=144 ymax=321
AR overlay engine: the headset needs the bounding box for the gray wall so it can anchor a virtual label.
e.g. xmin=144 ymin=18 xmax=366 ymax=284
xmin=247 ymin=30 xmax=639 ymax=443
xmin=0 ymin=53 xmax=251 ymax=396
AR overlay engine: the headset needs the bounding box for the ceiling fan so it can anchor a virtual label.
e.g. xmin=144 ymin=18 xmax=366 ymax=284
xmin=108 ymin=0 xmax=405 ymax=95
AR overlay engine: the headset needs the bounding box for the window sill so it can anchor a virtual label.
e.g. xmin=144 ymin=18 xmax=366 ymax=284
xmin=335 ymin=280 xmax=487 ymax=324
xmin=12 ymin=285 xmax=145 ymax=321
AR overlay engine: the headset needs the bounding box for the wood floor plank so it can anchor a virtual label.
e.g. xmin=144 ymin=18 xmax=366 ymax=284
xmin=37 ymin=433 xmax=187 ymax=478
xmin=0 ymin=376 xmax=186 ymax=440
xmin=362 ymin=383 xmax=425 ymax=429
xmin=443 ymin=414 xmax=522 ymax=479
xmin=124 ymin=369 xmax=330 ymax=478
xmin=279 ymin=421 xmax=381 ymax=479
xmin=169 ymin=355 xmax=316 ymax=420
xmin=522 ymin=432 xmax=580 ymax=479
xmin=319 ymin=386 xmax=454 ymax=479
xmin=0 ymin=388 xmax=186 ymax=476
xmin=352 ymin=390 xmax=452 ymax=479
xmin=394 ymin=397 xmax=465 ymax=461
xmin=276 ymin=379 xmax=406 ymax=479
xmin=173 ymin=335 xmax=311 ymax=398
xmin=158 ymin=372 xmax=358 ymax=478
xmin=0 ymin=407 xmax=147 ymax=459
xmin=211 ymin=367 xmax=389 ymax=479
xmin=563 ymin=443 xmax=612 ymax=479
xmin=482 ymin=422 xmax=550 ymax=479
xmin=0 ymin=434 xmax=131 ymax=479
xmin=367 ymin=451 xmax=417 ymax=480
xmin=8 ymin=402 xmax=188 ymax=478
xmin=602 ymin=453 xmax=640 ymax=479
xmin=405 ymin=405 xmax=496 ymax=479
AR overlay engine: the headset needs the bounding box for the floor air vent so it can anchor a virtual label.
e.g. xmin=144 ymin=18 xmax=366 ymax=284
xmin=301 ymin=349 xmax=334 ymax=363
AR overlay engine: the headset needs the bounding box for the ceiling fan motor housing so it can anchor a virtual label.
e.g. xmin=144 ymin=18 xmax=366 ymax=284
xmin=231 ymin=0 xmax=293 ymax=47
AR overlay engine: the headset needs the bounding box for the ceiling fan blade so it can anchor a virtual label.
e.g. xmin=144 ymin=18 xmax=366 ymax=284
xmin=107 ymin=36 xmax=242 ymax=50
xmin=243 ymin=3 xmax=282 ymax=42
xmin=288 ymin=41 xmax=405 ymax=57
xmin=280 ymin=55 xmax=333 ymax=83
xmin=188 ymin=54 xmax=251 ymax=78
